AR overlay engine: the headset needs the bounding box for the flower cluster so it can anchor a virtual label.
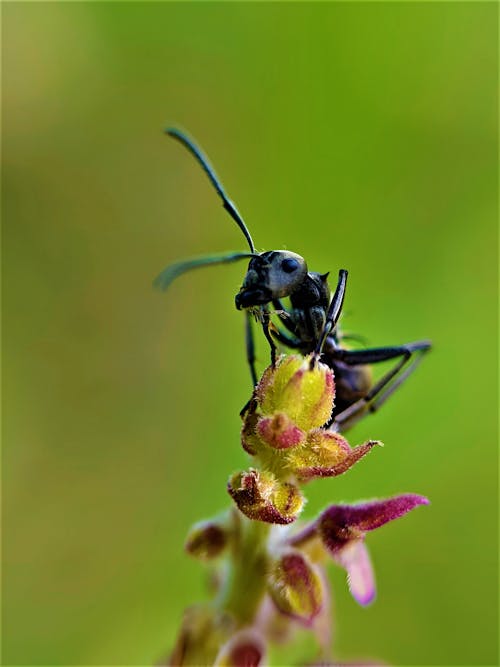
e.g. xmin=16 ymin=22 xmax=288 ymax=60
xmin=229 ymin=355 xmax=381 ymax=524
xmin=167 ymin=355 xmax=429 ymax=666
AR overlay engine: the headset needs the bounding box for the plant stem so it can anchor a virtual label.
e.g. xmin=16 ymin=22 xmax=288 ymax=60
xmin=217 ymin=514 xmax=270 ymax=626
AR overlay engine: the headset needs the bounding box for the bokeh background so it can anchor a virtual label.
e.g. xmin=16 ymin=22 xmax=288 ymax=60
xmin=2 ymin=2 xmax=498 ymax=665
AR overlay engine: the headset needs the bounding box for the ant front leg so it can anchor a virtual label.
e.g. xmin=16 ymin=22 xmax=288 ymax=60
xmin=244 ymin=305 xmax=284 ymax=394
xmin=261 ymin=308 xmax=278 ymax=367
xmin=240 ymin=312 xmax=259 ymax=418
xmin=330 ymin=340 xmax=431 ymax=431
xmin=272 ymin=298 xmax=300 ymax=338
xmin=245 ymin=311 xmax=258 ymax=387
xmin=311 ymin=269 xmax=348 ymax=367
xmin=270 ymin=325 xmax=303 ymax=350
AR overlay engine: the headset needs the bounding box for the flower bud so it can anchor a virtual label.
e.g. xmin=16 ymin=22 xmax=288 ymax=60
xmin=167 ymin=604 xmax=234 ymax=666
xmin=255 ymin=355 xmax=334 ymax=432
xmin=185 ymin=519 xmax=228 ymax=561
xmin=256 ymin=412 xmax=306 ymax=450
xmin=227 ymin=469 xmax=304 ymax=524
xmin=214 ymin=629 xmax=266 ymax=667
xmin=267 ymin=551 xmax=323 ymax=625
xmin=287 ymin=432 xmax=382 ymax=482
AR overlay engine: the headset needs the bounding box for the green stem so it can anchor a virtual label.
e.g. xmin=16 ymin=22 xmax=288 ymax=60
xmin=217 ymin=514 xmax=270 ymax=626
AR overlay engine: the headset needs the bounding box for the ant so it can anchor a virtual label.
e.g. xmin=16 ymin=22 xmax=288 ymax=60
xmin=155 ymin=128 xmax=431 ymax=432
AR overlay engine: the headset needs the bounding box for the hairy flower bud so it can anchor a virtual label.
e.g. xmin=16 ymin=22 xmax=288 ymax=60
xmin=255 ymin=355 xmax=334 ymax=431
xmin=185 ymin=518 xmax=229 ymax=560
xmin=214 ymin=629 xmax=266 ymax=667
xmin=288 ymin=431 xmax=382 ymax=482
xmin=256 ymin=412 xmax=306 ymax=450
xmin=227 ymin=469 xmax=304 ymax=524
xmin=167 ymin=604 xmax=234 ymax=666
xmin=267 ymin=551 xmax=323 ymax=625
xmin=241 ymin=355 xmax=381 ymax=482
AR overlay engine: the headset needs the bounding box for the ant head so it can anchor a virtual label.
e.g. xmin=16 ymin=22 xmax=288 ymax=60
xmin=235 ymin=250 xmax=308 ymax=310
xmin=159 ymin=131 xmax=308 ymax=309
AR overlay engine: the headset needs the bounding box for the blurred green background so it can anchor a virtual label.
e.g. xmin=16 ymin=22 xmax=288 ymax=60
xmin=2 ymin=2 xmax=498 ymax=665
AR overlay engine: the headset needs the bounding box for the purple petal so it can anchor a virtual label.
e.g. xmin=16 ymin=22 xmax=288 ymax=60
xmin=334 ymin=539 xmax=376 ymax=606
xmin=320 ymin=493 xmax=429 ymax=537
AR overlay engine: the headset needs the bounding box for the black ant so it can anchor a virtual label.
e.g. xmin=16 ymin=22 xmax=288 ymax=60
xmin=155 ymin=129 xmax=430 ymax=432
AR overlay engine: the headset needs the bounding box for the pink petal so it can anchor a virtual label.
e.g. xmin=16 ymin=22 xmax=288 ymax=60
xmin=335 ymin=540 xmax=376 ymax=606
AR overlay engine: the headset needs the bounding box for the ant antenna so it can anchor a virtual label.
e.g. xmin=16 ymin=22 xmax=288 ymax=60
xmin=154 ymin=251 xmax=255 ymax=292
xmin=166 ymin=128 xmax=256 ymax=253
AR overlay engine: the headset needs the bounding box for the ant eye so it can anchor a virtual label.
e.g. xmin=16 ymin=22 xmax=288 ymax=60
xmin=281 ymin=258 xmax=300 ymax=273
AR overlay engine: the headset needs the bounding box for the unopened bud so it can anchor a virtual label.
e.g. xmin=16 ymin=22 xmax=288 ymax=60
xmin=227 ymin=469 xmax=304 ymax=524
xmin=256 ymin=355 xmax=334 ymax=431
xmin=185 ymin=519 xmax=228 ymax=560
xmin=267 ymin=551 xmax=323 ymax=625
xmin=214 ymin=629 xmax=266 ymax=667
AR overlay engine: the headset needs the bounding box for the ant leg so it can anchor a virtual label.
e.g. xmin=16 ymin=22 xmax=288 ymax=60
xmin=239 ymin=314 xmax=259 ymax=418
xmin=261 ymin=310 xmax=278 ymax=367
xmin=367 ymin=349 xmax=428 ymax=414
xmin=245 ymin=311 xmax=258 ymax=387
xmin=269 ymin=323 xmax=303 ymax=349
xmin=338 ymin=332 xmax=370 ymax=346
xmin=312 ymin=269 xmax=348 ymax=365
xmin=332 ymin=340 xmax=431 ymax=369
xmin=330 ymin=340 xmax=431 ymax=431
xmin=272 ymin=298 xmax=300 ymax=337
xmin=240 ymin=323 xmax=302 ymax=418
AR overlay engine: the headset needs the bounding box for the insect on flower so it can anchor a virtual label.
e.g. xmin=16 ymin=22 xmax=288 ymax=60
xmin=155 ymin=128 xmax=431 ymax=432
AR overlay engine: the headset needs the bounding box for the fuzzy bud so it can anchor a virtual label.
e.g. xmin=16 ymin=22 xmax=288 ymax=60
xmin=267 ymin=551 xmax=323 ymax=625
xmin=185 ymin=519 xmax=228 ymax=561
xmin=227 ymin=469 xmax=304 ymax=524
xmin=256 ymin=355 xmax=334 ymax=431
xmin=214 ymin=629 xmax=266 ymax=667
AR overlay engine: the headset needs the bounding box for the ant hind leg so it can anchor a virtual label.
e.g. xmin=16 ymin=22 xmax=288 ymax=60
xmin=329 ymin=340 xmax=431 ymax=432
